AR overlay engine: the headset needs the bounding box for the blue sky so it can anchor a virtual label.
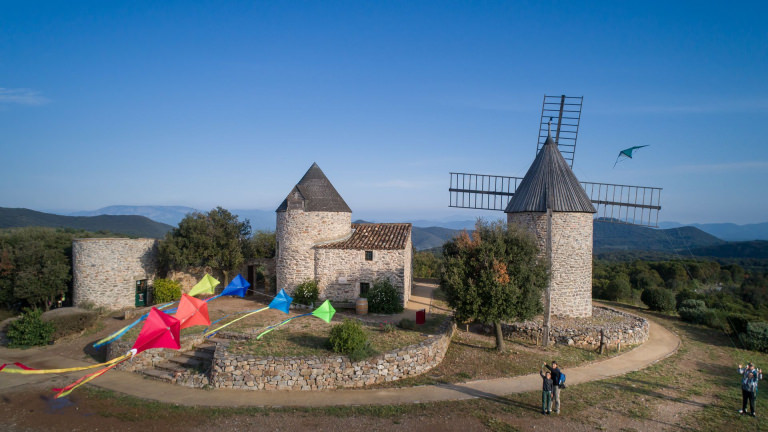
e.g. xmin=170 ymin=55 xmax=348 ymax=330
xmin=1 ymin=1 xmax=766 ymax=224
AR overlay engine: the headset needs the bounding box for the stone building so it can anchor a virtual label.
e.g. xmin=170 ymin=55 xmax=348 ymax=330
xmin=72 ymin=238 xmax=159 ymax=309
xmin=276 ymin=163 xmax=412 ymax=305
xmin=504 ymin=133 xmax=596 ymax=317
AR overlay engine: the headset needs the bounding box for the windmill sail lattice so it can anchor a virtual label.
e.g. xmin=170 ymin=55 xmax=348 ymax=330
xmin=449 ymin=95 xmax=662 ymax=227
xmin=449 ymin=173 xmax=661 ymax=227
xmin=537 ymin=95 xmax=583 ymax=168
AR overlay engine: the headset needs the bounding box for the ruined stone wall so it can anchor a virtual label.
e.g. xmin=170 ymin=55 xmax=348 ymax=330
xmin=275 ymin=210 xmax=351 ymax=294
xmin=500 ymin=306 xmax=649 ymax=348
xmin=72 ymin=238 xmax=158 ymax=310
xmin=210 ymin=320 xmax=455 ymax=390
xmin=315 ymin=246 xmax=410 ymax=305
xmin=507 ymin=212 xmax=593 ymax=317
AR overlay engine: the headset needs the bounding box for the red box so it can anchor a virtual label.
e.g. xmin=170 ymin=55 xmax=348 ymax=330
xmin=416 ymin=309 xmax=426 ymax=325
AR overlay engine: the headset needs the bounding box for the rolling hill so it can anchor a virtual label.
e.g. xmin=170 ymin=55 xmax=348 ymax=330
xmin=0 ymin=207 xmax=173 ymax=238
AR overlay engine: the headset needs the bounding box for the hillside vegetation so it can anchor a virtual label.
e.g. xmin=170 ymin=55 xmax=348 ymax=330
xmin=0 ymin=207 xmax=173 ymax=238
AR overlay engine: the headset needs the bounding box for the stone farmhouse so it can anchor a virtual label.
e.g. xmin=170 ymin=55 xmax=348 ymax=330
xmin=276 ymin=163 xmax=413 ymax=306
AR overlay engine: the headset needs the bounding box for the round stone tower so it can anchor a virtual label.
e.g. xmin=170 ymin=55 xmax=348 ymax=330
xmin=275 ymin=163 xmax=352 ymax=294
xmin=505 ymin=133 xmax=596 ymax=318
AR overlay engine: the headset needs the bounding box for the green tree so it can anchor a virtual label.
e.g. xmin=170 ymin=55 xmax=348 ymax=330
xmin=159 ymin=207 xmax=252 ymax=285
xmin=249 ymin=231 xmax=276 ymax=258
xmin=413 ymin=250 xmax=441 ymax=278
xmin=441 ymin=220 xmax=548 ymax=351
xmin=606 ymin=274 xmax=632 ymax=301
xmin=13 ymin=242 xmax=70 ymax=310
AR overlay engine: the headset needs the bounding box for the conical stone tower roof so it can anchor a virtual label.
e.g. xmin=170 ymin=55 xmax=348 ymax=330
xmin=276 ymin=163 xmax=352 ymax=212
xmin=505 ymin=135 xmax=596 ymax=213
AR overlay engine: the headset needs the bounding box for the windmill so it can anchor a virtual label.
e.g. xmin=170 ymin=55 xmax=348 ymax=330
xmin=448 ymin=95 xmax=662 ymax=345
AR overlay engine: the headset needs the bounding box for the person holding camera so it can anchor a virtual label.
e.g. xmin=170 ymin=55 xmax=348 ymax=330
xmin=739 ymin=362 xmax=763 ymax=413
xmin=545 ymin=361 xmax=563 ymax=414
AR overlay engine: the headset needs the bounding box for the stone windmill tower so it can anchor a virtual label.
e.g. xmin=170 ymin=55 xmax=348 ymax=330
xmin=275 ymin=163 xmax=352 ymax=293
xmin=505 ymin=127 xmax=596 ymax=318
xmin=449 ymin=95 xmax=662 ymax=340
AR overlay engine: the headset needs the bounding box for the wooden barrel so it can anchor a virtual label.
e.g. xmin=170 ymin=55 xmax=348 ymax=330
xmin=355 ymin=297 xmax=368 ymax=315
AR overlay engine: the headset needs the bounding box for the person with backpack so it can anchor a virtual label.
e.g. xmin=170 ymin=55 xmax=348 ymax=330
xmin=539 ymin=366 xmax=554 ymax=414
xmin=545 ymin=361 xmax=564 ymax=414
xmin=742 ymin=371 xmax=759 ymax=416
xmin=739 ymin=362 xmax=763 ymax=410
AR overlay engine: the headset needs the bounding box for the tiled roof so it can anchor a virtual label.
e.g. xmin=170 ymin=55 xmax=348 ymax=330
xmin=276 ymin=163 xmax=352 ymax=213
xmin=317 ymin=223 xmax=411 ymax=250
xmin=504 ymin=134 xmax=596 ymax=213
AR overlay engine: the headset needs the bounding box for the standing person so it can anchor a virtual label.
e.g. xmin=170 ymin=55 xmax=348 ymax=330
xmin=742 ymin=371 xmax=758 ymax=416
xmin=540 ymin=365 xmax=554 ymax=415
xmin=739 ymin=363 xmax=763 ymax=407
xmin=545 ymin=361 xmax=563 ymax=414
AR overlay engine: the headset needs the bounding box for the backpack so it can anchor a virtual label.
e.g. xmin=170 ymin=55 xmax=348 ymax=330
xmin=558 ymin=372 xmax=566 ymax=388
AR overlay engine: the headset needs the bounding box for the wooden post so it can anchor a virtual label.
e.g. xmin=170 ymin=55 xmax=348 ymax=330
xmin=617 ymin=340 xmax=622 ymax=353
xmin=543 ymin=205 xmax=553 ymax=347
xmin=599 ymin=329 xmax=605 ymax=355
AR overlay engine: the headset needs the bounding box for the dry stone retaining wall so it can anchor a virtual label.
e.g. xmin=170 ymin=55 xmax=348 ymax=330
xmin=210 ymin=319 xmax=455 ymax=390
xmin=507 ymin=212 xmax=593 ymax=317
xmin=501 ymin=306 xmax=649 ymax=348
xmin=72 ymin=238 xmax=158 ymax=310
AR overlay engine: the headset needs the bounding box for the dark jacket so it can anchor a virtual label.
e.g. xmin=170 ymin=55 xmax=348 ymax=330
xmin=743 ymin=376 xmax=758 ymax=393
xmin=546 ymin=365 xmax=562 ymax=387
xmin=540 ymin=370 xmax=554 ymax=392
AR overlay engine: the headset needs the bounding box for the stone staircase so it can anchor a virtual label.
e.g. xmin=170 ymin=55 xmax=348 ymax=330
xmin=140 ymin=339 xmax=224 ymax=387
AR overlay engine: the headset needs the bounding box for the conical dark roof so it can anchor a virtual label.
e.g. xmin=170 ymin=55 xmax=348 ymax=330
xmin=505 ymin=135 xmax=596 ymax=213
xmin=276 ymin=163 xmax=352 ymax=212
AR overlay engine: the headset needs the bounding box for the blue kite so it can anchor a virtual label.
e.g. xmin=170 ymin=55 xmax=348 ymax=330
xmin=614 ymin=145 xmax=649 ymax=168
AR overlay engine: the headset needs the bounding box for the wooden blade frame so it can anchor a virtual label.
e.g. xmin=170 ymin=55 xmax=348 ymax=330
xmin=449 ymin=172 xmax=662 ymax=227
xmin=537 ymin=95 xmax=583 ymax=168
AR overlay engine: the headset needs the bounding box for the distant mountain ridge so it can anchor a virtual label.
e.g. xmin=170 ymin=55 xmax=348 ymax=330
xmin=0 ymin=207 xmax=173 ymax=238
xmin=659 ymin=221 xmax=768 ymax=242
xmin=69 ymin=205 xmax=275 ymax=231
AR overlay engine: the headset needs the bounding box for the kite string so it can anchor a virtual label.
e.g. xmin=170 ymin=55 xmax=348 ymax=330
xmin=0 ymin=351 xmax=133 ymax=375
xmin=256 ymin=313 xmax=312 ymax=340
xmin=202 ymin=307 xmax=269 ymax=338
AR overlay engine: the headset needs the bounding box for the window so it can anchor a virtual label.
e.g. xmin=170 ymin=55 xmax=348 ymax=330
xmin=365 ymin=250 xmax=373 ymax=261
xmin=360 ymin=282 xmax=370 ymax=296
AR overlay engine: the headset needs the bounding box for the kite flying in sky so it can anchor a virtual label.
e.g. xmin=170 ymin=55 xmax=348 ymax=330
xmin=614 ymin=145 xmax=649 ymax=167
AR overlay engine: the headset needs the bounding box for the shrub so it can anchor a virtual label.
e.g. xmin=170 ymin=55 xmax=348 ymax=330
xmin=43 ymin=308 xmax=98 ymax=340
xmin=605 ymin=275 xmax=632 ymax=302
xmin=293 ymin=279 xmax=319 ymax=306
xmin=726 ymin=313 xmax=753 ymax=335
xmin=398 ymin=318 xmax=416 ymax=330
xmin=641 ymin=287 xmax=676 ymax=312
xmin=675 ymin=289 xmax=702 ymax=310
xmin=678 ymin=299 xmax=708 ymax=324
xmin=328 ymin=319 xmax=369 ymax=361
xmin=6 ymin=308 xmax=55 ymax=348
xmin=153 ymin=278 xmax=182 ymax=303
xmin=702 ymin=309 xmax=725 ymax=330
xmin=368 ymin=279 xmax=403 ymax=314
xmin=746 ymin=321 xmax=768 ymax=353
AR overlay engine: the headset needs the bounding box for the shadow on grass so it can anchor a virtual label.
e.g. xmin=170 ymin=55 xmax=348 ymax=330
xmin=284 ymin=334 xmax=328 ymax=350
xmin=436 ymin=383 xmax=539 ymax=412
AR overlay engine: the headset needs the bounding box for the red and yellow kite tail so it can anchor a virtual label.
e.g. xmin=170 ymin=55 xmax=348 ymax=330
xmin=0 ymin=351 xmax=134 ymax=375
xmin=51 ymin=349 xmax=137 ymax=398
